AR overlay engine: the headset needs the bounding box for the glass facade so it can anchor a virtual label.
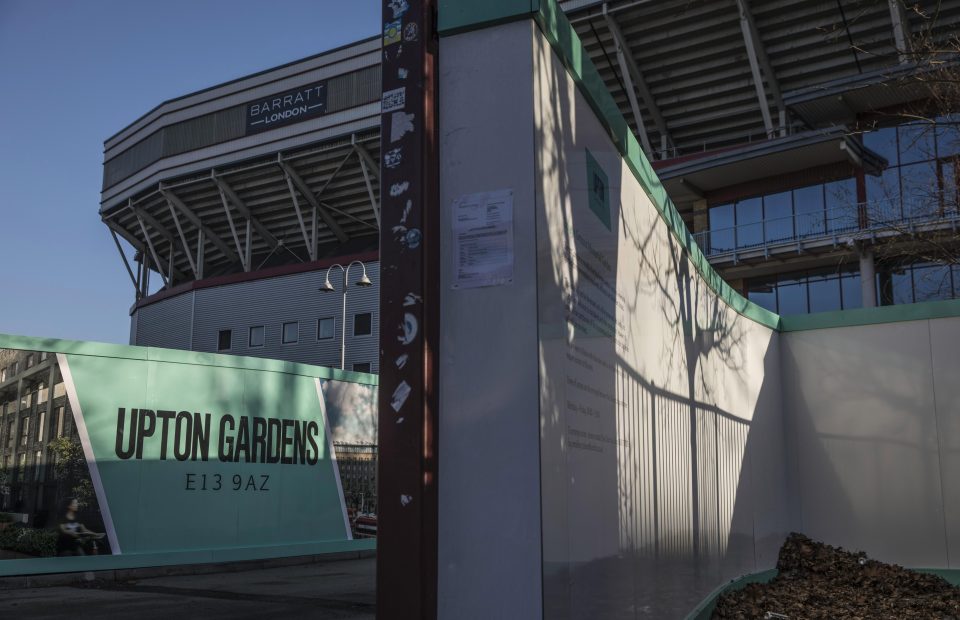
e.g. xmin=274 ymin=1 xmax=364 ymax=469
xmin=863 ymin=117 xmax=960 ymax=222
xmin=708 ymin=178 xmax=857 ymax=253
xmin=748 ymin=262 xmax=959 ymax=315
xmin=747 ymin=267 xmax=864 ymax=316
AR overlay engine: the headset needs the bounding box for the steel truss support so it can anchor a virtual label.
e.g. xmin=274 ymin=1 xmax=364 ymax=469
xmin=210 ymin=172 xmax=279 ymax=250
xmin=282 ymin=171 xmax=318 ymax=262
xmin=215 ymin=183 xmax=248 ymax=271
xmin=278 ymin=155 xmax=348 ymax=245
xmin=135 ymin=210 xmax=170 ymax=288
xmin=356 ymin=144 xmax=381 ymax=228
xmin=159 ymin=185 xmax=240 ymax=267
xmin=166 ymin=200 xmax=199 ymax=279
xmin=125 ymin=200 xmax=188 ymax=285
xmin=108 ymin=225 xmax=141 ymax=297
xmin=888 ymin=0 xmax=913 ymax=64
xmin=603 ymin=4 xmax=672 ymax=157
xmin=735 ymin=0 xmax=781 ymax=137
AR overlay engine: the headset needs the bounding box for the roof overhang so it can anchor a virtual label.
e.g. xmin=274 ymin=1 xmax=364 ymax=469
xmin=658 ymin=129 xmax=887 ymax=207
xmin=784 ymin=58 xmax=960 ymax=128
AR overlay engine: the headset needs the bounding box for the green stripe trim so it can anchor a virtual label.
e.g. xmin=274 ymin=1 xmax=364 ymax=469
xmin=0 ymin=539 xmax=375 ymax=577
xmin=779 ymin=299 xmax=960 ymax=332
xmin=0 ymin=332 xmax=378 ymax=385
xmin=685 ymin=568 xmax=777 ymax=620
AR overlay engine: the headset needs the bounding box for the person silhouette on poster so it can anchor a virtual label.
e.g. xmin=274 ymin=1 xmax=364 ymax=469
xmin=57 ymin=498 xmax=104 ymax=556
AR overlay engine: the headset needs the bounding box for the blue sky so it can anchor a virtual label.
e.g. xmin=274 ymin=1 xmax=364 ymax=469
xmin=0 ymin=0 xmax=379 ymax=344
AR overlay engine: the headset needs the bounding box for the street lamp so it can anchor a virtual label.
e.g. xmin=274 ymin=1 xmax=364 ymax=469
xmin=319 ymin=260 xmax=373 ymax=369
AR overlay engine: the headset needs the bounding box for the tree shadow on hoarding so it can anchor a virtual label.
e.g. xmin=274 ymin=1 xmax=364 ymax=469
xmin=530 ymin=30 xmax=853 ymax=617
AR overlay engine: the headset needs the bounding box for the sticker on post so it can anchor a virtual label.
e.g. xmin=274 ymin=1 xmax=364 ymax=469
xmin=405 ymin=228 xmax=421 ymax=249
xmin=403 ymin=22 xmax=419 ymax=42
xmin=384 ymin=45 xmax=403 ymax=62
xmin=399 ymin=312 xmax=418 ymax=345
xmin=382 ymin=87 xmax=406 ymax=113
xmin=390 ymin=111 xmax=415 ymax=143
xmin=384 ymin=20 xmax=402 ymax=46
xmin=391 ymin=380 xmax=411 ymax=412
xmin=395 ymin=353 xmax=409 ymax=369
xmin=400 ymin=494 xmax=412 ymax=507
xmin=404 ymin=293 xmax=422 ymax=306
xmin=384 ymin=148 xmax=402 ymax=169
xmin=388 ymin=0 xmax=409 ymax=18
xmin=400 ymin=199 xmax=412 ymax=224
xmin=397 ymin=68 xmax=409 ymax=79
xmin=389 ymin=181 xmax=409 ymax=197
xmin=451 ymin=189 xmax=515 ymax=289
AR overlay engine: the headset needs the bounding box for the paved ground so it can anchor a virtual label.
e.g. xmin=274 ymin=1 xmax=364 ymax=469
xmin=0 ymin=557 xmax=375 ymax=619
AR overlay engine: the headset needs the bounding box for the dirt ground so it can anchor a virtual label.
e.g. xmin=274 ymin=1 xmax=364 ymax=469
xmin=713 ymin=533 xmax=960 ymax=619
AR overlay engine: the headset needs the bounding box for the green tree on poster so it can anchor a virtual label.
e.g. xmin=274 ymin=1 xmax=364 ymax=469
xmin=48 ymin=437 xmax=94 ymax=509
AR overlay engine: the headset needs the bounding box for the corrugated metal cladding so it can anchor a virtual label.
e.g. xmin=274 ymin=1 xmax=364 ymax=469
xmin=102 ymin=64 xmax=381 ymax=191
xmin=327 ymin=65 xmax=380 ymax=114
xmin=130 ymin=262 xmax=381 ymax=372
xmin=135 ymin=291 xmax=193 ymax=350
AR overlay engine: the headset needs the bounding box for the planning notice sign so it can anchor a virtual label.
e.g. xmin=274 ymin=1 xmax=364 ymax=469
xmin=451 ymin=189 xmax=514 ymax=289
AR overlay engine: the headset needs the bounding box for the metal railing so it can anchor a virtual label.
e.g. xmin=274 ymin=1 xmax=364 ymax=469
xmin=694 ymin=198 xmax=960 ymax=257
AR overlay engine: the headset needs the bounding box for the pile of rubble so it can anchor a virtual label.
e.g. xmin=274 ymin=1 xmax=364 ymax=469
xmin=713 ymin=533 xmax=960 ymax=619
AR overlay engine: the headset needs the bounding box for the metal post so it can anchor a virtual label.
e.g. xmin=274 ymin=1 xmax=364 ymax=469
xmin=860 ymin=249 xmax=877 ymax=307
xmin=340 ymin=272 xmax=348 ymax=370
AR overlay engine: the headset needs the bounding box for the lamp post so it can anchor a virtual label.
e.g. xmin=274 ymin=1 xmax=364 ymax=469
xmin=319 ymin=260 xmax=373 ymax=369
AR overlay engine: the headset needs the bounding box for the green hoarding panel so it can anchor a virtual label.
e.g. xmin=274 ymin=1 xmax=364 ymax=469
xmin=0 ymin=337 xmax=377 ymax=574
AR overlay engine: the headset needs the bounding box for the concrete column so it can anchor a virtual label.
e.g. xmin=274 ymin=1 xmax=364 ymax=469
xmin=693 ymin=199 xmax=709 ymax=234
xmin=860 ymin=249 xmax=877 ymax=308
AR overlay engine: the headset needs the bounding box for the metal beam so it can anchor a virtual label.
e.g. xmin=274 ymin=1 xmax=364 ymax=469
xmin=283 ymin=173 xmax=317 ymax=261
xmin=124 ymin=204 xmax=188 ymax=282
xmin=358 ymin=151 xmax=381 ymax=228
xmin=166 ymin=200 xmax=199 ymax=278
xmin=352 ymin=141 xmax=380 ymax=180
xmin=888 ymin=0 xmax=913 ymax=64
xmin=315 ymin=148 xmax=356 ymax=198
xmin=159 ymin=185 xmax=241 ymax=266
xmin=739 ymin=0 xmax=784 ymax=134
xmin=196 ymin=229 xmax=205 ymax=280
xmin=736 ymin=0 xmax=775 ymax=137
xmin=135 ymin=212 xmax=169 ymax=288
xmin=277 ymin=156 xmax=348 ymax=244
xmin=108 ymin=226 xmax=140 ymax=295
xmin=603 ymin=5 xmax=672 ymax=155
xmin=216 ymin=184 xmax=248 ymax=270
xmin=210 ymin=173 xmax=279 ymax=249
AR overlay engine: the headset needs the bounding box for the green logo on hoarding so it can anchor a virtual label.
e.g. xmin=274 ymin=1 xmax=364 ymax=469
xmin=586 ymin=149 xmax=611 ymax=231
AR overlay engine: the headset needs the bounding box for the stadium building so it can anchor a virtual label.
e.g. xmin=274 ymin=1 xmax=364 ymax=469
xmin=102 ymin=1 xmax=960 ymax=366
xmin=101 ymin=37 xmax=383 ymax=372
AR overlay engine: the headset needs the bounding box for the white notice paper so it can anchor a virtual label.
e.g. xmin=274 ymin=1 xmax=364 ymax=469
xmin=451 ymin=189 xmax=514 ymax=289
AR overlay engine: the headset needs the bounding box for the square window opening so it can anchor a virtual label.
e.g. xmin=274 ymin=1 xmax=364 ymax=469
xmin=353 ymin=313 xmax=373 ymax=337
xmin=282 ymin=321 xmax=299 ymax=344
xmin=218 ymin=329 xmax=232 ymax=352
xmin=249 ymin=325 xmax=265 ymax=348
xmin=318 ymin=317 xmax=335 ymax=341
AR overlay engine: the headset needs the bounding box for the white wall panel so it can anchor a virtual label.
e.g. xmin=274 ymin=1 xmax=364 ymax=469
xmin=782 ymin=319 xmax=954 ymax=568
xmin=437 ymin=20 xmax=544 ymax=620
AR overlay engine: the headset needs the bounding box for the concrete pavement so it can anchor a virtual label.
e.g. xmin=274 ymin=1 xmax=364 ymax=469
xmin=0 ymin=556 xmax=375 ymax=619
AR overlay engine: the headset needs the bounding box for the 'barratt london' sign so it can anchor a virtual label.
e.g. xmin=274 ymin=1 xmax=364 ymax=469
xmin=246 ymin=81 xmax=328 ymax=134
